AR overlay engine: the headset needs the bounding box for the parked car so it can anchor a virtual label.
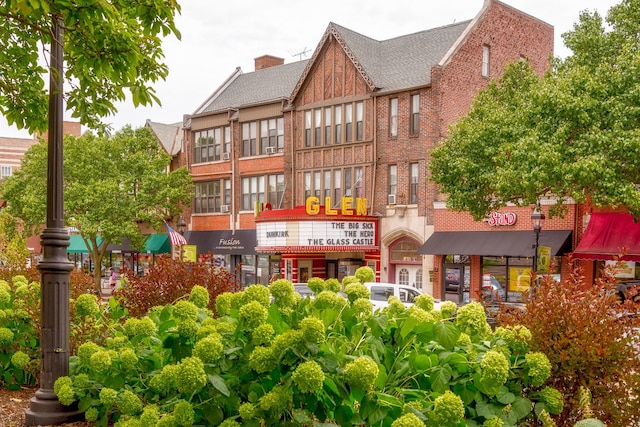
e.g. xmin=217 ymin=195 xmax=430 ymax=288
xmin=364 ymin=282 xmax=442 ymax=311
xmin=616 ymin=280 xmax=640 ymax=303
xmin=293 ymin=283 xmax=314 ymax=298
xmin=482 ymin=274 xmax=506 ymax=301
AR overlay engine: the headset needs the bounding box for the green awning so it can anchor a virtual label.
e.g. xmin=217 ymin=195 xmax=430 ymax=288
xmin=145 ymin=233 xmax=170 ymax=254
xmin=68 ymin=235 xmax=102 ymax=253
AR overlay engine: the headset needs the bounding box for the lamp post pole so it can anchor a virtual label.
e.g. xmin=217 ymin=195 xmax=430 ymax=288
xmin=25 ymin=17 xmax=83 ymax=425
xmin=531 ymin=202 xmax=545 ymax=290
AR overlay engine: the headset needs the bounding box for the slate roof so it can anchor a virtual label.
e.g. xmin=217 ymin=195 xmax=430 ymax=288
xmin=145 ymin=120 xmax=182 ymax=156
xmin=193 ymin=17 xmax=473 ymax=115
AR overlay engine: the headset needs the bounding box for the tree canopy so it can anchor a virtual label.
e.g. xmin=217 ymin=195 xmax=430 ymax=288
xmin=0 ymin=0 xmax=181 ymax=133
xmin=429 ymin=0 xmax=640 ymax=220
xmin=0 ymin=126 xmax=193 ymax=287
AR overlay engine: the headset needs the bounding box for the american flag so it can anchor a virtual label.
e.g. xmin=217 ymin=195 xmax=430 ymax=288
xmin=165 ymin=222 xmax=187 ymax=246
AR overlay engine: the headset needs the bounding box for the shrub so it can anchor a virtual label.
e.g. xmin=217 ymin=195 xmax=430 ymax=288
xmin=497 ymin=261 xmax=640 ymax=426
xmin=115 ymin=254 xmax=241 ymax=317
xmin=57 ymin=279 xmax=561 ymax=426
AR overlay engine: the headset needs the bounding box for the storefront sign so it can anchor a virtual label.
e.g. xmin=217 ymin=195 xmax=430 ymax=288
xmin=305 ymin=196 xmax=368 ymax=216
xmin=484 ymin=211 xmax=517 ymax=226
xmin=257 ymin=219 xmax=377 ymax=248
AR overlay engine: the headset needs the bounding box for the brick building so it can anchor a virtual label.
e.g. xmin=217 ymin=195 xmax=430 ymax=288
xmin=181 ymin=0 xmax=558 ymax=291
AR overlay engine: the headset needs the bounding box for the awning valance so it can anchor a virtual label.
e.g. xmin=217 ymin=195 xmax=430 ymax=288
xmin=185 ymin=230 xmax=257 ymax=255
xmin=68 ymin=235 xmax=102 ymax=253
xmin=144 ymin=234 xmax=170 ymax=254
xmin=417 ymin=230 xmax=572 ymax=257
xmin=573 ymin=213 xmax=640 ymax=261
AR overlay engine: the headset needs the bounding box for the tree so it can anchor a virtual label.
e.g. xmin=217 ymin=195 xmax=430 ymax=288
xmin=429 ymin=0 xmax=640 ymax=220
xmin=0 ymin=1 xmax=181 ymax=134
xmin=0 ymin=126 xmax=193 ymax=289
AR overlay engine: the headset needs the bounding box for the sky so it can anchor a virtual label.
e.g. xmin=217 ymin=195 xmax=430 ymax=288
xmin=0 ymin=0 xmax=621 ymax=138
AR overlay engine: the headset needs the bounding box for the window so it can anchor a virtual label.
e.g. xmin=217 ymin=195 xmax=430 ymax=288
xmin=259 ymin=118 xmax=283 ymax=154
xmin=388 ymin=165 xmax=397 ymax=197
xmin=410 ymin=94 xmax=420 ymax=135
xmin=193 ymin=179 xmax=231 ymax=213
xmin=334 ymin=106 xmax=342 ymax=144
xmin=1 ymin=165 xmax=12 ymax=178
xmin=305 ymin=111 xmax=312 ymax=147
xmin=324 ymin=107 xmax=332 ymax=145
xmin=345 ymin=104 xmax=353 ymax=142
xmin=304 ymin=172 xmax=311 ymax=199
xmin=482 ymin=45 xmax=490 ymax=77
xmin=356 ymin=101 xmax=363 ymax=141
xmin=409 ymin=163 xmax=419 ymax=204
xmin=304 ymin=166 xmax=365 ymax=206
xmin=193 ymin=127 xmax=228 ymax=163
xmin=314 ymin=110 xmax=322 ymax=147
xmin=415 ymin=269 xmax=423 ymax=289
xmin=242 ymin=174 xmax=283 ymax=210
xmin=241 ymin=122 xmax=257 ymax=157
xmin=224 ymin=126 xmax=231 ymax=156
xmin=389 ymin=98 xmax=398 ymax=137
xmin=399 ymin=268 xmax=409 ymax=286
xmin=333 ymin=169 xmax=342 ymax=202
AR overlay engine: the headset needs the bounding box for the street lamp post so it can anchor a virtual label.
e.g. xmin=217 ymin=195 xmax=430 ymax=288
xmin=531 ymin=202 xmax=545 ymax=274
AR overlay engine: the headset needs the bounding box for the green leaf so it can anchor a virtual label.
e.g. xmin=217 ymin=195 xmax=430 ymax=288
xmin=412 ymin=353 xmax=432 ymax=372
xmin=496 ymin=386 xmax=516 ymax=404
xmin=429 ymin=364 xmax=453 ymax=393
xmin=208 ymin=374 xmax=230 ymax=397
xmin=433 ymin=321 xmax=461 ymax=349
xmin=400 ymin=316 xmax=418 ymax=339
xmin=509 ymin=396 xmax=533 ymax=420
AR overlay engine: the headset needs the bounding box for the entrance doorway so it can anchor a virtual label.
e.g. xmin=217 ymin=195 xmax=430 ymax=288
xmin=443 ymin=263 xmax=469 ymax=303
xmin=395 ymin=266 xmax=423 ymax=289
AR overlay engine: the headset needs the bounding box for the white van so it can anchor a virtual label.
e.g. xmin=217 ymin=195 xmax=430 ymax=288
xmin=363 ymin=282 xmax=441 ymax=311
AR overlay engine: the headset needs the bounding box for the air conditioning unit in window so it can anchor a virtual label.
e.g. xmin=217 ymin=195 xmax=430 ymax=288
xmin=220 ymin=205 xmax=230 ymax=213
xmin=222 ymin=152 xmax=230 ymax=160
xmin=265 ymin=146 xmax=276 ymax=155
xmin=387 ymin=194 xmax=396 ymax=205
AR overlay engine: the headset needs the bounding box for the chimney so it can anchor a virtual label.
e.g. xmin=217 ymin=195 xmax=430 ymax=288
xmin=254 ymin=55 xmax=285 ymax=71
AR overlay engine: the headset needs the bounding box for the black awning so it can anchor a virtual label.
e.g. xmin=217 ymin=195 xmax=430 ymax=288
xmin=417 ymin=230 xmax=572 ymax=257
xmin=185 ymin=230 xmax=257 ymax=256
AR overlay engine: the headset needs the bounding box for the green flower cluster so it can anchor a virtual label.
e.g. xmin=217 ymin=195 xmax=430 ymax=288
xmin=386 ymin=296 xmax=406 ymax=314
xmin=440 ymin=300 xmax=458 ymax=318
xmin=307 ymin=277 xmax=326 ymax=293
xmin=525 ymin=352 xmax=551 ymax=387
xmin=239 ymin=300 xmax=268 ymax=329
xmin=252 ymin=323 xmax=275 ymax=345
xmin=75 ymin=293 xmax=100 ymax=317
xmin=480 ymin=350 xmax=509 ymax=388
xmin=241 ymin=284 xmax=271 ymax=307
xmin=0 ymin=288 xmax=11 ymax=305
xmin=118 ymin=390 xmax=143 ymax=416
xmin=269 ymin=279 xmax=299 ymax=313
xmin=539 ymin=386 xmax=563 ymax=414
xmin=53 ymin=376 xmax=75 ymax=406
xmin=354 ymin=266 xmax=375 ymax=283
xmin=341 ymin=275 xmax=360 ymax=287
xmin=84 ymin=407 xmax=99 ymax=422
xmin=483 ymin=417 xmax=504 ymax=427
xmin=149 ymin=364 xmax=179 ymax=396
xmin=414 ymin=294 xmax=435 ymax=311
xmin=406 ymin=306 xmax=437 ymax=323
xmin=391 ymin=412 xmax=425 ymax=427
xmin=13 ymin=284 xmax=29 ymax=298
xmin=173 ymin=400 xmax=195 ymax=426
xmin=215 ymin=319 xmax=236 ymax=335
xmin=176 ymin=356 xmax=207 ymax=395
xmin=173 ymin=300 xmax=199 ymax=321
xmin=123 ymin=316 xmax=157 ymax=338
xmin=300 ymin=317 xmax=325 ymax=344
xmin=343 ymin=282 xmax=370 ymax=303
xmin=218 ymin=419 xmax=241 ymax=427
xmin=177 ymin=318 xmax=199 ymax=339
xmin=271 ymin=329 xmax=305 ymax=364
xmin=215 ymin=292 xmax=234 ymax=316
xmin=493 ymin=325 xmax=532 ymax=355
xmin=456 ymin=302 xmax=492 ymax=338
xmin=313 ymin=290 xmax=347 ymax=309
xmin=238 ymin=402 xmax=256 ymax=420
xmin=118 ymin=348 xmax=139 ymax=371
xmin=429 ymin=390 xmax=465 ymax=427
xmin=259 ymin=385 xmax=291 ymax=415
xmin=194 ymin=334 xmax=224 ymax=363
xmin=189 ymin=285 xmax=210 ymax=308
xmin=99 ymin=387 xmax=118 ymax=406
xmin=324 ymin=278 xmax=341 ymax=293
xmin=0 ymin=327 xmax=14 ymax=345
xmin=343 ymin=356 xmax=379 ymax=390
xmin=89 ymin=350 xmax=113 ymax=372
xmin=249 ymin=346 xmax=277 ymax=373
xmin=352 ymin=298 xmax=373 ymax=319
xmin=139 ymin=405 xmax=160 ymax=427
xmin=292 ymin=361 xmax=325 ymax=393
xmin=77 ymin=341 xmax=101 ymax=365
xmin=10 ymin=350 xmax=30 ymax=368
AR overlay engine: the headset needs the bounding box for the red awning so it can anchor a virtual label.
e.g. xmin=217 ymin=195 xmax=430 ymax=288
xmin=573 ymin=212 xmax=640 ymax=261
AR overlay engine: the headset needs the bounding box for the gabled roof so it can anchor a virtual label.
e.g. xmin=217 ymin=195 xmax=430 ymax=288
xmin=194 ymin=60 xmax=309 ymax=116
xmin=289 ymin=20 xmax=471 ymax=102
xmin=145 ymin=120 xmax=182 ymax=156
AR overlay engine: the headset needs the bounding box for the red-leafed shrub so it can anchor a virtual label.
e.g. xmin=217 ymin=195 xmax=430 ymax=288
xmin=114 ymin=254 xmax=241 ymax=317
xmin=497 ymin=260 xmax=640 ymax=426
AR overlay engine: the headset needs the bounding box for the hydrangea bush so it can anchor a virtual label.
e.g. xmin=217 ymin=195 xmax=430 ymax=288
xmin=50 ymin=268 xmax=562 ymax=427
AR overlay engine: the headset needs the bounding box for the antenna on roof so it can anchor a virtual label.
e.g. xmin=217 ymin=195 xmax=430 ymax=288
xmin=289 ymin=47 xmax=310 ymax=60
